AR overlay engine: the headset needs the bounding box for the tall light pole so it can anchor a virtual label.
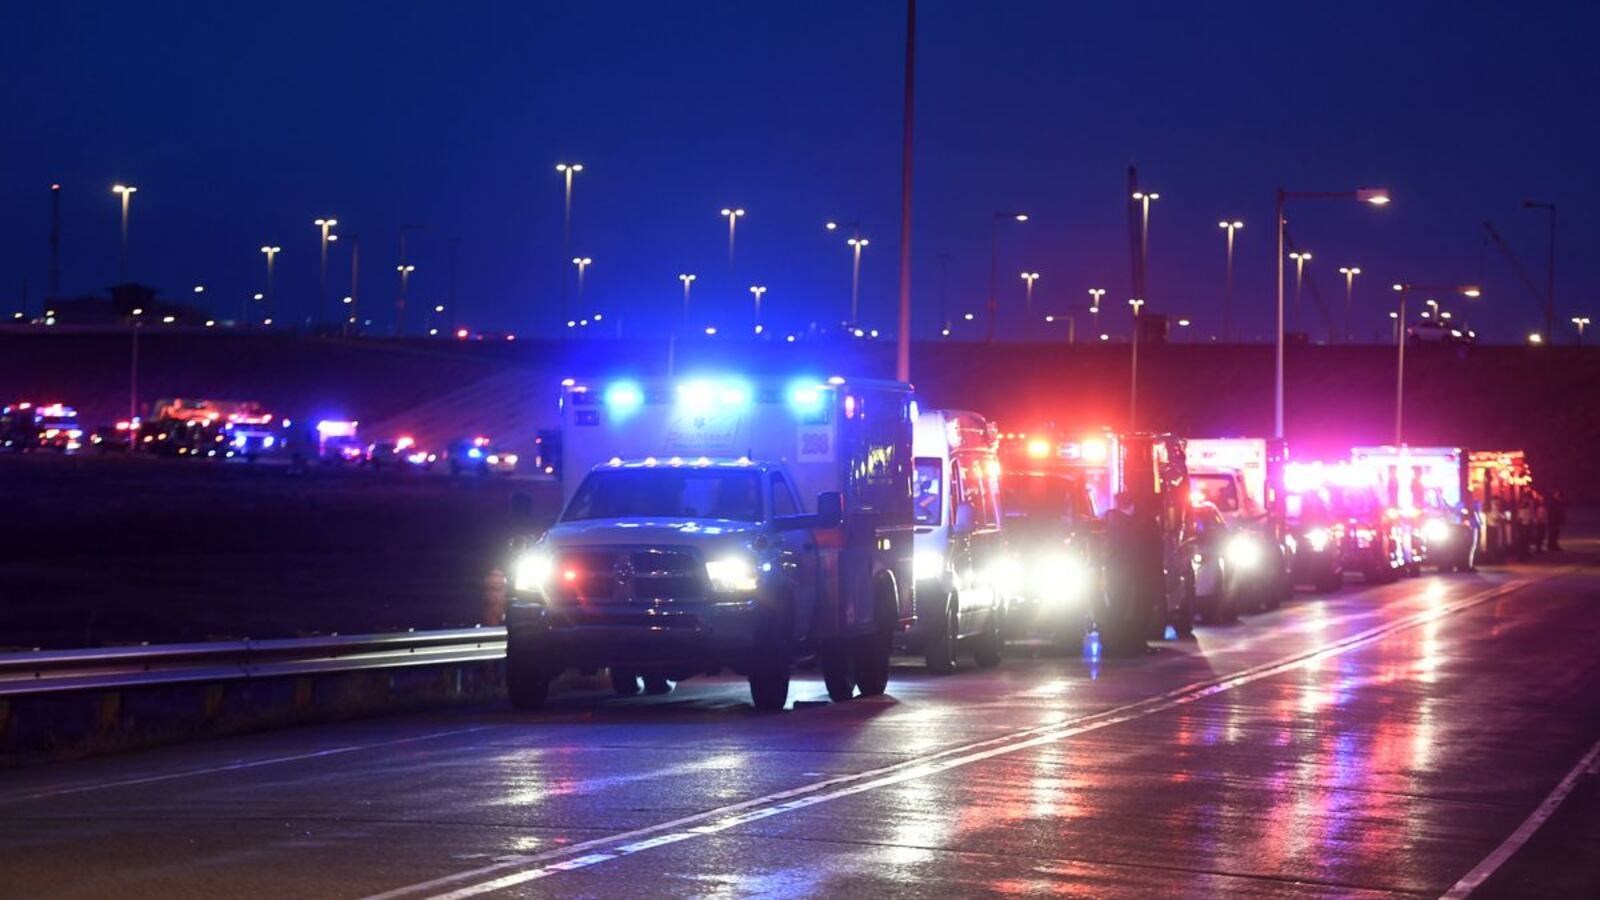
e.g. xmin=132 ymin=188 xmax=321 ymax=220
xmin=314 ymin=217 xmax=338 ymax=326
xmin=556 ymin=163 xmax=583 ymax=327
xmin=1288 ymin=250 xmax=1312 ymax=333
xmin=1132 ymin=191 xmax=1159 ymax=305
xmin=1338 ymin=266 xmax=1361 ymax=343
xmin=1088 ymin=288 xmax=1105 ymax=315
xmin=1274 ymin=187 xmax=1391 ymax=438
xmin=572 ymin=257 xmax=592 ymax=313
xmin=749 ymin=285 xmax=767 ymax=332
xmin=1573 ymin=316 xmax=1590 ymax=346
xmin=721 ymin=207 xmax=745 ymax=266
xmin=1392 ymin=282 xmax=1480 ymax=443
xmin=986 ymin=212 xmax=1028 ymax=343
xmin=345 ymin=234 xmax=361 ymax=334
xmin=1129 ymin=297 xmax=1145 ymax=429
xmin=396 ymin=264 xmax=416 ymax=334
xmin=48 ymin=184 xmax=61 ymax=313
xmin=847 ymin=237 xmax=869 ymax=322
xmin=259 ymin=245 xmax=281 ymax=324
xmin=1217 ymin=220 xmax=1242 ymax=342
xmin=678 ymin=273 xmax=696 ymax=322
xmin=1523 ymin=200 xmax=1555 ymax=343
xmin=1020 ymin=272 xmax=1040 ymax=316
xmin=112 ymin=184 xmax=137 ymax=284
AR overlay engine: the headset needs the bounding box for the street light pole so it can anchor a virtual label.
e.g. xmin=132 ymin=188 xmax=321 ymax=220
xmin=314 ymin=217 xmax=338 ymax=326
xmin=112 ymin=184 xmax=137 ymax=284
xmin=1129 ymin=297 xmax=1145 ymax=429
xmin=1523 ymin=200 xmax=1555 ymax=343
xmin=1274 ymin=187 xmax=1391 ymax=438
xmin=1132 ymin=192 xmax=1159 ymax=308
xmin=556 ymin=163 xmax=582 ymax=328
xmin=1289 ymin=250 xmax=1312 ymax=334
xmin=259 ymin=245 xmax=280 ymax=325
xmin=749 ymin=285 xmax=767 ymax=332
xmin=1218 ymin=220 xmax=1242 ymax=342
xmin=1339 ymin=266 xmax=1361 ymax=343
xmin=848 ymin=237 xmax=869 ymax=322
xmin=986 ymin=212 xmax=1028 ymax=343
xmin=1020 ymin=272 xmax=1039 ymax=317
xmin=572 ymin=257 xmax=592 ymax=312
xmin=721 ymin=206 xmax=745 ymax=266
xmin=678 ymin=273 xmax=696 ymax=323
xmin=1392 ymin=282 xmax=1480 ymax=443
xmin=1572 ymin=316 xmax=1590 ymax=346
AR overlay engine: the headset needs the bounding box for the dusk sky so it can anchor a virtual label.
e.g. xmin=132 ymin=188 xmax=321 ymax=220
xmin=4 ymin=0 xmax=1597 ymax=342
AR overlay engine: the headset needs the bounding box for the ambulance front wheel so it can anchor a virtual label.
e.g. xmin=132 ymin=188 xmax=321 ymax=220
xmin=747 ymin=662 xmax=790 ymax=711
xmin=506 ymin=647 xmax=551 ymax=711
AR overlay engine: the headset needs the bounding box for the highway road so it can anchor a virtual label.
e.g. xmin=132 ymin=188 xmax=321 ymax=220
xmin=2 ymin=551 xmax=1597 ymax=898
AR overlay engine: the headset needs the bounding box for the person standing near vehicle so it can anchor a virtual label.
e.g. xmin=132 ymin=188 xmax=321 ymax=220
xmin=1515 ymin=497 xmax=1535 ymax=560
xmin=1547 ymin=490 xmax=1567 ymax=552
xmin=1534 ymin=492 xmax=1549 ymax=552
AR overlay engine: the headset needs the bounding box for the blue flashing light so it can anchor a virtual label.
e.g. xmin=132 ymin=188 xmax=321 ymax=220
xmin=604 ymin=381 xmax=644 ymax=411
xmin=678 ymin=380 xmax=717 ymax=414
xmin=468 ymin=447 xmax=483 ymax=460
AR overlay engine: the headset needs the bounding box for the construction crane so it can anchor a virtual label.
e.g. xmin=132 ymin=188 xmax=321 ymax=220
xmin=1481 ymin=221 xmax=1549 ymax=328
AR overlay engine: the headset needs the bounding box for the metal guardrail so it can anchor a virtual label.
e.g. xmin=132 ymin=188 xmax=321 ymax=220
xmin=0 ymin=627 xmax=508 ymax=697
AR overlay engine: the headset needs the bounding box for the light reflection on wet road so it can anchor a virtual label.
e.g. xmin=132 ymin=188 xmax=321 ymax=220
xmin=1 ymin=559 xmax=1597 ymax=898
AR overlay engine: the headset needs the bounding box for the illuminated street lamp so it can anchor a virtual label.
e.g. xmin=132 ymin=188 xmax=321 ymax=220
xmin=1528 ymin=332 xmax=1544 ymax=345
xmin=1132 ymin=191 xmax=1159 ymax=303
xmin=1573 ymin=316 xmax=1591 ymax=345
xmin=1218 ymin=220 xmax=1243 ymax=341
xmin=721 ymin=207 xmax=746 ymax=266
xmin=846 ymin=237 xmax=870 ymax=322
xmin=1128 ymin=297 xmax=1146 ymax=429
xmin=749 ymin=285 xmax=767 ymax=331
xmin=1273 ymin=186 xmax=1391 ymax=438
xmin=678 ymin=273 xmax=696 ymax=320
xmin=1288 ymin=250 xmax=1312 ymax=332
xmin=556 ymin=163 xmax=583 ymax=323
xmin=112 ymin=184 xmax=138 ymax=283
xmin=314 ymin=217 xmax=338 ymax=324
xmin=396 ymin=263 xmax=416 ymax=332
xmin=1020 ymin=272 xmax=1040 ymax=315
xmin=986 ymin=212 xmax=1029 ymax=342
xmin=1338 ymin=266 xmax=1362 ymax=342
xmin=260 ymin=246 xmax=281 ymax=323
xmin=1088 ymin=288 xmax=1105 ymax=317
xmin=1392 ymin=282 xmax=1480 ymax=443
xmin=572 ymin=257 xmax=592 ymax=311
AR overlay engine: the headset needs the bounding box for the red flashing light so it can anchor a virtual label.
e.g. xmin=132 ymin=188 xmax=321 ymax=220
xmin=455 ymin=328 xmax=469 ymax=340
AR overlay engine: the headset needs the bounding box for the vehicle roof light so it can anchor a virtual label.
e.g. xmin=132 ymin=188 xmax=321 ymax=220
xmin=1082 ymin=438 xmax=1109 ymax=464
xmin=1026 ymin=438 xmax=1051 ymax=459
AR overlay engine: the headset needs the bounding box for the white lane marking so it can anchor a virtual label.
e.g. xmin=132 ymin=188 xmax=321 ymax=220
xmin=1439 ymin=734 xmax=1600 ymax=899
xmin=4 ymin=726 xmax=502 ymax=803
xmin=362 ymin=576 xmax=1541 ymax=900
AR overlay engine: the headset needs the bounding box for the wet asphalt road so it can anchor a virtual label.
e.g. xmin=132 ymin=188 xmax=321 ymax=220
xmin=2 ymin=552 xmax=1598 ymax=898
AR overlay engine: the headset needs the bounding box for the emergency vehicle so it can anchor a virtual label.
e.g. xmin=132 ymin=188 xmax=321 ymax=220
xmin=143 ymin=398 xmax=272 ymax=459
xmin=1185 ymin=438 xmax=1293 ymax=613
xmin=1351 ymin=446 xmax=1477 ymax=572
xmin=446 ymin=436 xmax=518 ymax=475
xmin=1283 ymin=462 xmax=1409 ymax=588
xmin=993 ymin=431 xmax=1104 ymax=653
xmin=999 ymin=430 xmax=1194 ymax=652
xmin=908 ymin=409 xmax=1005 ymax=673
xmin=316 ymin=419 xmax=365 ymax=464
xmin=1 ymin=402 xmax=83 ymax=452
xmin=1467 ymin=450 xmax=1532 ymax=564
xmin=504 ymin=375 xmax=915 ymax=711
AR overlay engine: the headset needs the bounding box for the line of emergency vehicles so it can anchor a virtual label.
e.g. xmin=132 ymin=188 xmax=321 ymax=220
xmin=505 ymin=373 xmax=1539 ymax=712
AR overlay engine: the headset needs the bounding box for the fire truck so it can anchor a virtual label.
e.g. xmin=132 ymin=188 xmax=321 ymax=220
xmin=1 ymin=402 xmax=84 ymax=453
xmin=1351 ymin=446 xmax=1478 ymax=572
xmin=1467 ymin=450 xmax=1532 ymax=564
xmin=1185 ymin=438 xmax=1293 ymax=613
xmin=141 ymin=399 xmax=277 ymax=459
xmin=996 ymin=429 xmax=1194 ymax=654
xmin=504 ymin=375 xmax=915 ymax=711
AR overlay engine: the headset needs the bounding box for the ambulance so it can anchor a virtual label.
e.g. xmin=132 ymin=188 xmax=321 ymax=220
xmin=909 ymin=409 xmax=1005 ymax=673
xmin=1184 ymin=438 xmax=1293 ymax=612
xmin=504 ymin=375 xmax=915 ymax=711
xmin=1351 ymin=446 xmax=1476 ymax=572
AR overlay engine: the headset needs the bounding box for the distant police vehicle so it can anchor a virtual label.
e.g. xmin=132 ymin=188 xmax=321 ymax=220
xmin=908 ymin=409 xmax=1005 ymax=673
xmin=1185 ymin=438 xmax=1292 ymax=612
xmin=505 ymin=375 xmax=915 ymax=711
xmin=1352 ymin=446 xmax=1477 ymax=572
xmin=446 ymin=436 xmax=518 ymax=475
xmin=993 ymin=431 xmax=1104 ymax=653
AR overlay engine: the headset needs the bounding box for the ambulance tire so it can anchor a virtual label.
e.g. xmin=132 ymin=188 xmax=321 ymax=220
xmin=506 ymin=645 xmax=551 ymax=711
xmin=924 ymin=597 xmax=959 ymax=675
xmin=747 ymin=662 xmax=791 ymax=711
xmin=609 ymin=669 xmax=641 ymax=697
xmin=854 ymin=583 xmax=896 ymax=697
xmin=820 ymin=640 xmax=856 ymax=702
xmin=642 ymin=676 xmax=673 ymax=696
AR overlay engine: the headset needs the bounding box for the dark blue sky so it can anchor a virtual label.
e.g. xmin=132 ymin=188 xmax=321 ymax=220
xmin=4 ymin=1 xmax=1597 ymax=342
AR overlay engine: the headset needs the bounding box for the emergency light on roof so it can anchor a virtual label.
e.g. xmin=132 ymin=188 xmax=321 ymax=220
xmin=1026 ymin=438 xmax=1052 ymax=459
xmin=604 ymin=381 xmax=643 ymax=413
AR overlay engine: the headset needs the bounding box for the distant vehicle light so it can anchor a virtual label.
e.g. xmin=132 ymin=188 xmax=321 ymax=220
xmin=604 ymin=381 xmax=644 ymax=411
xmin=468 ymin=448 xmax=483 ymax=459
xmin=1422 ymin=518 xmax=1450 ymax=543
xmin=1226 ymin=534 xmax=1263 ymax=570
xmin=914 ymin=551 xmax=945 ymax=582
xmin=706 ymin=556 xmax=759 ymax=593
xmin=1081 ymin=439 xmax=1108 ymax=464
xmin=1026 ymin=438 xmax=1051 ymax=459
xmin=1306 ymin=528 xmax=1331 ymax=552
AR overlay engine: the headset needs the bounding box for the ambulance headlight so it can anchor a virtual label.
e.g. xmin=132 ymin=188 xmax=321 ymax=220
xmin=1422 ymin=518 xmax=1450 ymax=544
xmin=1033 ymin=554 xmax=1090 ymax=604
xmin=1306 ymin=528 xmax=1331 ymax=553
xmin=989 ymin=556 xmax=1024 ymax=596
xmin=512 ymin=551 xmax=552 ymax=594
xmin=1226 ymin=534 xmax=1263 ymax=570
xmin=706 ymin=556 xmax=759 ymax=593
xmin=914 ymin=551 xmax=945 ymax=582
